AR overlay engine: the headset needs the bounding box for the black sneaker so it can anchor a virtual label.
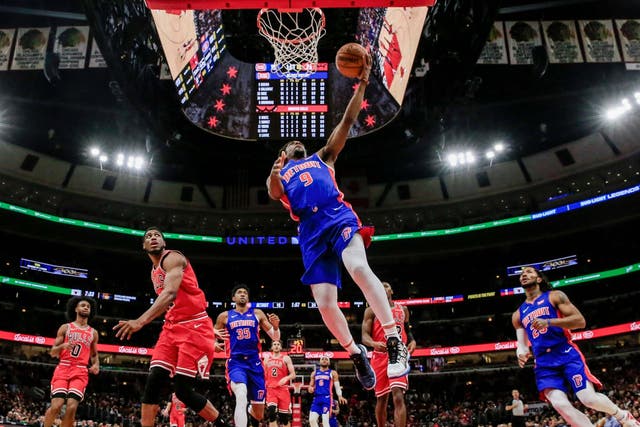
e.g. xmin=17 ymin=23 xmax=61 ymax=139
xmin=387 ymin=336 xmax=410 ymax=378
xmin=350 ymin=344 xmax=376 ymax=390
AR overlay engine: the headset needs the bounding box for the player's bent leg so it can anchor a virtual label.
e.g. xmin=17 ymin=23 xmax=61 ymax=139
xmin=341 ymin=234 xmax=395 ymax=328
xmin=141 ymin=367 xmax=171 ymax=427
xmin=267 ymin=405 xmax=278 ymax=424
xmin=391 ymin=387 xmax=407 ymax=427
xmin=342 ymin=235 xmax=409 ymax=379
xmin=544 ymin=388 xmax=593 ymax=427
xmin=321 ymin=412 xmax=331 ymax=427
xmin=174 ymin=374 xmax=210 ymax=414
xmin=61 ymin=398 xmax=80 ymax=427
xmin=577 ymin=383 xmax=640 ymax=427
xmin=309 ymin=411 xmax=320 ymax=427
xmin=278 ymin=412 xmax=291 ymax=427
xmin=375 ymin=394 xmax=389 ymax=427
xmin=248 ymin=402 xmax=265 ymax=420
xmin=44 ymin=397 xmax=66 ymax=427
xmin=310 ymin=283 xmax=357 ymax=352
xmin=230 ymin=382 xmax=249 ymax=427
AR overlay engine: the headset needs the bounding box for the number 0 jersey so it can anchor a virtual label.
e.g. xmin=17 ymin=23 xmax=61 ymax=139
xmin=59 ymin=322 xmax=94 ymax=366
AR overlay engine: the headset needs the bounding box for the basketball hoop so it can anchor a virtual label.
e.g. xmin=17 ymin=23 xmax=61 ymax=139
xmin=257 ymin=8 xmax=326 ymax=80
xmin=292 ymin=381 xmax=304 ymax=395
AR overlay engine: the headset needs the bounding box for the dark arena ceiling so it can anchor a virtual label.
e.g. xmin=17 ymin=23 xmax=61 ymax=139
xmin=0 ymin=0 xmax=638 ymax=188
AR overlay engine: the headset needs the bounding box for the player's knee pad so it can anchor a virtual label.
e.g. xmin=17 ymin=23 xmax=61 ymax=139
xmin=174 ymin=375 xmax=207 ymax=413
xmin=277 ymin=412 xmax=291 ymax=425
xmin=142 ymin=367 xmax=170 ymax=405
xmin=267 ymin=406 xmax=277 ymax=422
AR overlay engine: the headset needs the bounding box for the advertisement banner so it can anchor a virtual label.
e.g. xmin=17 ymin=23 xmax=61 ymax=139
xmin=506 ymin=21 xmax=542 ymax=64
xmin=53 ymin=26 xmax=90 ymax=69
xmin=20 ymin=258 xmax=88 ymax=279
xmin=616 ymin=19 xmax=640 ymax=63
xmin=579 ymin=20 xmax=621 ymax=63
xmin=11 ymin=27 xmax=50 ymax=70
xmin=0 ymin=28 xmax=15 ymax=71
xmin=478 ymin=22 xmax=508 ymax=64
xmin=542 ymin=20 xmax=584 ymax=63
xmin=88 ymin=39 xmax=107 ymax=68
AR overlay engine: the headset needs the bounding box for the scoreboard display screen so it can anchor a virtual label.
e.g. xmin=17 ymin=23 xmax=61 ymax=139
xmin=255 ymin=63 xmax=329 ymax=140
xmin=149 ymin=7 xmax=430 ymax=141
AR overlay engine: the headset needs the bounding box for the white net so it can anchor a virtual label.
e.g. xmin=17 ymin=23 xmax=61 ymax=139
xmin=257 ymin=8 xmax=326 ymax=80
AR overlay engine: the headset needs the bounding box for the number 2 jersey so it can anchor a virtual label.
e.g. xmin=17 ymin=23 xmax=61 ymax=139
xmin=59 ymin=322 xmax=94 ymax=366
xmin=265 ymin=353 xmax=289 ymax=389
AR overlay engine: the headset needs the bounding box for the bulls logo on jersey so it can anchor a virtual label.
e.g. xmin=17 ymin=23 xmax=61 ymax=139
xmin=153 ymin=273 xmax=165 ymax=291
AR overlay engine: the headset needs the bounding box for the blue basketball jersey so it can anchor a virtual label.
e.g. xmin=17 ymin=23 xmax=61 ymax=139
xmin=227 ymin=307 xmax=261 ymax=358
xmin=279 ymin=153 xmax=347 ymax=221
xmin=313 ymin=367 xmax=333 ymax=398
xmin=519 ymin=291 xmax=572 ymax=356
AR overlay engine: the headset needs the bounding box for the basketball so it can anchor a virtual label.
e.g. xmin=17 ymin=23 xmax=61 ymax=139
xmin=335 ymin=42 xmax=367 ymax=78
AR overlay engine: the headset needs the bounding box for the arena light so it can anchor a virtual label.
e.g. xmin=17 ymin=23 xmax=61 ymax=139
xmin=634 ymin=92 xmax=640 ymax=105
xmin=116 ymin=153 xmax=125 ymax=167
xmin=446 ymin=153 xmax=458 ymax=167
xmin=486 ymin=150 xmax=495 ymax=159
xmin=465 ymin=151 xmax=475 ymax=163
xmin=134 ymin=156 xmax=145 ymax=170
xmin=604 ymin=106 xmax=627 ymax=121
xmin=493 ymin=142 xmax=505 ymax=153
xmin=89 ymin=147 xmax=100 ymax=157
xmin=98 ymin=154 xmax=108 ymax=163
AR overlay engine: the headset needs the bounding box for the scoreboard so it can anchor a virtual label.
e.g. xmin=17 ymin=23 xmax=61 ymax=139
xmin=255 ymin=63 xmax=329 ymax=140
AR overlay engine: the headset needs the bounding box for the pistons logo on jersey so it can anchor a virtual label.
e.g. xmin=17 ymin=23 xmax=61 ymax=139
xmin=342 ymin=227 xmax=352 ymax=242
xmin=572 ymin=374 xmax=583 ymax=388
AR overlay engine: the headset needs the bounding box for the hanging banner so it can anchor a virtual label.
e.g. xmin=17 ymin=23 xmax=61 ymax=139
xmin=53 ymin=26 xmax=90 ymax=69
xmin=506 ymin=21 xmax=542 ymax=64
xmin=579 ymin=20 xmax=621 ymax=63
xmin=10 ymin=27 xmax=50 ymax=70
xmin=88 ymin=38 xmax=107 ymax=68
xmin=616 ymin=19 xmax=640 ymax=63
xmin=0 ymin=28 xmax=15 ymax=71
xmin=542 ymin=20 xmax=583 ymax=63
xmin=477 ymin=22 xmax=508 ymax=64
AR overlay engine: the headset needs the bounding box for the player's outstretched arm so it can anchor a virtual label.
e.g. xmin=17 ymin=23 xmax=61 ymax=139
xmin=283 ymin=355 xmax=297 ymax=385
xmin=114 ymin=252 xmax=185 ymax=340
xmin=320 ymin=52 xmax=372 ymax=166
xmin=548 ymin=290 xmax=586 ymax=330
xmin=50 ymin=324 xmax=70 ymax=357
xmin=267 ymin=151 xmax=286 ymax=200
xmin=89 ymin=329 xmax=100 ymax=374
xmin=361 ymin=307 xmax=386 ymax=352
xmin=257 ymin=309 xmax=281 ymax=341
xmin=332 ymin=370 xmax=348 ymax=405
xmin=512 ymin=310 xmax=531 ymax=368
xmin=403 ymin=306 xmax=417 ymax=353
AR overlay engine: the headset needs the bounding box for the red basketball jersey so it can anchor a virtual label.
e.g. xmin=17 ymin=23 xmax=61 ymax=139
xmin=372 ymin=302 xmax=407 ymax=343
xmin=59 ymin=322 xmax=94 ymax=366
xmin=151 ymin=251 xmax=208 ymax=322
xmin=170 ymin=393 xmax=186 ymax=417
xmin=265 ymin=353 xmax=289 ymax=388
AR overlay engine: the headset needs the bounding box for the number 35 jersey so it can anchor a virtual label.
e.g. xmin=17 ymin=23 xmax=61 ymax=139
xmin=227 ymin=307 xmax=261 ymax=359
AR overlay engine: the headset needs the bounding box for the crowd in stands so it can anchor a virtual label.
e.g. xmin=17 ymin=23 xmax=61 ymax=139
xmin=1 ymin=350 xmax=638 ymax=427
